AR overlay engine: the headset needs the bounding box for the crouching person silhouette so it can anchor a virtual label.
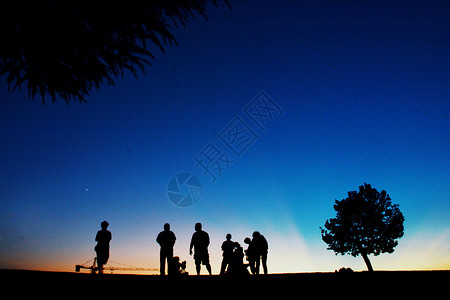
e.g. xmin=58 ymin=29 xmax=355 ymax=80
xmin=189 ymin=223 xmax=212 ymax=275
xmin=168 ymin=256 xmax=189 ymax=277
xmin=95 ymin=221 xmax=112 ymax=274
xmin=226 ymin=242 xmax=249 ymax=277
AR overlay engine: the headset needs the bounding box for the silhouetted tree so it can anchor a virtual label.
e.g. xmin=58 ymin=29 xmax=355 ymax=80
xmin=0 ymin=0 xmax=230 ymax=103
xmin=320 ymin=183 xmax=404 ymax=271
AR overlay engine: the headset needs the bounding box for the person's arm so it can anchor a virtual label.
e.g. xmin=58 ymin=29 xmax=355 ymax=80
xmin=189 ymin=232 xmax=198 ymax=255
xmin=156 ymin=232 xmax=161 ymax=245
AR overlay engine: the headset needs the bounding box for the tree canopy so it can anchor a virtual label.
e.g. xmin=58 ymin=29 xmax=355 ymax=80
xmin=0 ymin=0 xmax=230 ymax=103
xmin=321 ymin=183 xmax=405 ymax=271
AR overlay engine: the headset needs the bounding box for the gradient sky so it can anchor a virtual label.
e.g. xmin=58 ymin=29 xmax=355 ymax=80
xmin=1 ymin=0 xmax=449 ymax=274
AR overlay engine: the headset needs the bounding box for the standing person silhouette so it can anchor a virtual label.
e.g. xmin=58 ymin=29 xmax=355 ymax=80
xmin=189 ymin=223 xmax=212 ymax=275
xmin=220 ymin=233 xmax=235 ymax=275
xmin=252 ymin=231 xmax=268 ymax=275
xmin=95 ymin=221 xmax=112 ymax=274
xmin=156 ymin=223 xmax=176 ymax=275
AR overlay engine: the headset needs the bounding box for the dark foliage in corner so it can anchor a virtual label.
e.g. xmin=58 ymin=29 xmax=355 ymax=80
xmin=0 ymin=1 xmax=230 ymax=103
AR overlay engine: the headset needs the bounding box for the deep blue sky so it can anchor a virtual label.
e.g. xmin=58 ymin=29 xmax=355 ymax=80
xmin=1 ymin=0 xmax=449 ymax=273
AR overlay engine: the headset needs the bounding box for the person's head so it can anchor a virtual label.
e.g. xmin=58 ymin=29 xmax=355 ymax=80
xmin=164 ymin=223 xmax=170 ymax=230
xmin=101 ymin=221 xmax=109 ymax=230
xmin=244 ymin=237 xmax=251 ymax=244
xmin=226 ymin=233 xmax=232 ymax=240
xmin=195 ymin=222 xmax=202 ymax=232
xmin=252 ymin=231 xmax=261 ymax=238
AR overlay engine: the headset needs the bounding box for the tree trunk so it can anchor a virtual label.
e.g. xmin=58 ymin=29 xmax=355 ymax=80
xmin=361 ymin=252 xmax=373 ymax=272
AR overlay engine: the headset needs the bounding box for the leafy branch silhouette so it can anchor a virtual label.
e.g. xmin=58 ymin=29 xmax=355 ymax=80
xmin=0 ymin=1 xmax=230 ymax=103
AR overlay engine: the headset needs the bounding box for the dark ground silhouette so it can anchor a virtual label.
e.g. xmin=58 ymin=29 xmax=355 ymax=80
xmin=2 ymin=269 xmax=447 ymax=297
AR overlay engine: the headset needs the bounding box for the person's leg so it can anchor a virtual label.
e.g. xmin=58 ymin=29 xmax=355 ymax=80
xmin=160 ymin=249 xmax=166 ymax=275
xmin=206 ymin=263 xmax=212 ymax=275
xmin=97 ymin=251 xmax=108 ymax=274
xmin=249 ymin=261 xmax=255 ymax=274
xmin=196 ymin=262 xmax=201 ymax=275
xmin=220 ymin=258 xmax=227 ymax=275
xmin=261 ymin=252 xmax=268 ymax=274
xmin=255 ymin=256 xmax=260 ymax=275
xmin=166 ymin=248 xmax=173 ymax=275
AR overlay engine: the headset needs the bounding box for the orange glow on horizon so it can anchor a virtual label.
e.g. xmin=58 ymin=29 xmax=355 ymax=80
xmin=4 ymin=227 xmax=447 ymax=275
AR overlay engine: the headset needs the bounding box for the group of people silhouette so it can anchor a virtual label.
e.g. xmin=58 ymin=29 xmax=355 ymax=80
xmin=156 ymin=222 xmax=268 ymax=276
xmin=94 ymin=221 xmax=268 ymax=276
xmin=220 ymin=232 xmax=268 ymax=276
